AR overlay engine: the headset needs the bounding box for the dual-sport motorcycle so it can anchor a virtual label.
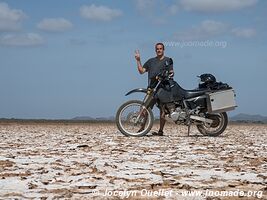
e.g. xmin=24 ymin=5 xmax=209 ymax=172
xmin=116 ymin=65 xmax=237 ymax=137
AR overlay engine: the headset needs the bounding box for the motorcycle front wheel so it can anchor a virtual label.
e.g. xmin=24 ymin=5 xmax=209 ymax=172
xmin=196 ymin=112 xmax=228 ymax=137
xmin=116 ymin=100 xmax=154 ymax=137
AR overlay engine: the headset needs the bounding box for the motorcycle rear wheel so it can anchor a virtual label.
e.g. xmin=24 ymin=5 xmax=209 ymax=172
xmin=116 ymin=100 xmax=154 ymax=137
xmin=196 ymin=112 xmax=228 ymax=137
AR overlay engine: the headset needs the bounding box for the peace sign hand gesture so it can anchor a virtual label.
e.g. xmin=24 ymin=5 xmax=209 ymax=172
xmin=135 ymin=50 xmax=141 ymax=61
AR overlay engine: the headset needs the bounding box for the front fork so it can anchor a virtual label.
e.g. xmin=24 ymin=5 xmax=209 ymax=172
xmin=134 ymin=89 xmax=154 ymax=124
xmin=143 ymin=88 xmax=154 ymax=108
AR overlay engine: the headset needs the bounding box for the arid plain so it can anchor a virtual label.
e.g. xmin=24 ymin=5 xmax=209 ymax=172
xmin=0 ymin=121 xmax=266 ymax=199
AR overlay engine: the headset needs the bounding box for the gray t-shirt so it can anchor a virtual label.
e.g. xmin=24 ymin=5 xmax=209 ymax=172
xmin=143 ymin=56 xmax=173 ymax=86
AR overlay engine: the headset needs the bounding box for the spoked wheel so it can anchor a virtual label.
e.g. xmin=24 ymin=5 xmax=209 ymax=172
xmin=197 ymin=112 xmax=228 ymax=137
xmin=116 ymin=100 xmax=154 ymax=137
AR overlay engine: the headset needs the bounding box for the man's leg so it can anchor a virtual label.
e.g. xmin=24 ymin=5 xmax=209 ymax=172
xmin=138 ymin=110 xmax=147 ymax=132
xmin=138 ymin=99 xmax=155 ymax=132
xmin=152 ymin=106 xmax=165 ymax=136
xmin=159 ymin=107 xmax=166 ymax=133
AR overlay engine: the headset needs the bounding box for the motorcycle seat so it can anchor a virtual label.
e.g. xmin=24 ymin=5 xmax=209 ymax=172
xmin=170 ymin=80 xmax=210 ymax=100
xmin=183 ymin=88 xmax=210 ymax=99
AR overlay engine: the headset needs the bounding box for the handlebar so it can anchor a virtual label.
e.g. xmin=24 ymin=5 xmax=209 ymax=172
xmin=156 ymin=70 xmax=172 ymax=80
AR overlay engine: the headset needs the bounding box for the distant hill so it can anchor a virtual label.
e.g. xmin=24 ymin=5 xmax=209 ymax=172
xmin=72 ymin=114 xmax=267 ymax=123
xmin=230 ymin=113 xmax=267 ymax=123
xmin=71 ymin=116 xmax=115 ymax=121
xmin=1 ymin=114 xmax=266 ymax=123
xmin=71 ymin=116 xmax=95 ymax=120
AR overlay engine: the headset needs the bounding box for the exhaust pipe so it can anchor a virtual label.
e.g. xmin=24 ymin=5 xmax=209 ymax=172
xmin=190 ymin=115 xmax=213 ymax=124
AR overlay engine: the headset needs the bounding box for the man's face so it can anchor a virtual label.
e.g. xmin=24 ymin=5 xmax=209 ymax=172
xmin=155 ymin=44 xmax=164 ymax=57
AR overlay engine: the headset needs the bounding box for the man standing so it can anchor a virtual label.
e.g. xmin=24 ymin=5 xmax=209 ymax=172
xmin=134 ymin=43 xmax=174 ymax=136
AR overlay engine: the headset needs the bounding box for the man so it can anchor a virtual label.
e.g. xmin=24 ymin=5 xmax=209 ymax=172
xmin=134 ymin=43 xmax=174 ymax=136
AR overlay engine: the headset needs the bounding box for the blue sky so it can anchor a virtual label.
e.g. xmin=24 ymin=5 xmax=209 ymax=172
xmin=0 ymin=0 xmax=266 ymax=119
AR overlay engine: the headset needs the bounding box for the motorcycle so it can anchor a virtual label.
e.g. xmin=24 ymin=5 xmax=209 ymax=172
xmin=116 ymin=69 xmax=237 ymax=137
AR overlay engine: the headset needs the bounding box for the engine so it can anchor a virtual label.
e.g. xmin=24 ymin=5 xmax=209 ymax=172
xmin=165 ymin=103 xmax=187 ymax=121
xmin=170 ymin=107 xmax=187 ymax=121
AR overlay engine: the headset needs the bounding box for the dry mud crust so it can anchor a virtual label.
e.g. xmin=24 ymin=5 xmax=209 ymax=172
xmin=0 ymin=121 xmax=266 ymax=199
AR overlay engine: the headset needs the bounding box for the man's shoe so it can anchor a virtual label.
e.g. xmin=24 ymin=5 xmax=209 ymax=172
xmin=151 ymin=130 xmax=164 ymax=136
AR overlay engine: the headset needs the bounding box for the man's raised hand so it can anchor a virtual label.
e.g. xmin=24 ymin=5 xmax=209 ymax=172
xmin=135 ymin=50 xmax=141 ymax=61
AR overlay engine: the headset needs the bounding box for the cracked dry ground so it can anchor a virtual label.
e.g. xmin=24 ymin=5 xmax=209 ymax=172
xmin=0 ymin=122 xmax=266 ymax=200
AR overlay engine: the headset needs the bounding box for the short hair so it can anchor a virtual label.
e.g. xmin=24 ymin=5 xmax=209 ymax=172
xmin=155 ymin=42 xmax=165 ymax=50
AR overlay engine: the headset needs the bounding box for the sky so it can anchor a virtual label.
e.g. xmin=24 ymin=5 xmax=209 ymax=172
xmin=0 ymin=0 xmax=266 ymax=119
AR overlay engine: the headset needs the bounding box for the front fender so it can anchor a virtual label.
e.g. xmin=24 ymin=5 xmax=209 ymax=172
xmin=125 ymin=88 xmax=147 ymax=96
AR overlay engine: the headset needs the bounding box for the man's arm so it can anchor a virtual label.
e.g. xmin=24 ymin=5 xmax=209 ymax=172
xmin=135 ymin=50 xmax=146 ymax=74
xmin=169 ymin=58 xmax=174 ymax=78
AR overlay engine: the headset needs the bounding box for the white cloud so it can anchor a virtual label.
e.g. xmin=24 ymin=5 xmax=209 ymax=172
xmin=180 ymin=0 xmax=258 ymax=12
xmin=69 ymin=38 xmax=87 ymax=46
xmin=37 ymin=18 xmax=73 ymax=32
xmin=169 ymin=4 xmax=180 ymax=15
xmin=173 ymin=20 xmax=228 ymax=40
xmin=135 ymin=0 xmax=155 ymax=11
xmin=0 ymin=33 xmax=44 ymax=46
xmin=232 ymin=28 xmax=256 ymax=38
xmin=80 ymin=4 xmax=122 ymax=21
xmin=134 ymin=0 xmax=174 ymax=25
xmin=152 ymin=18 xmax=167 ymax=25
xmin=0 ymin=2 xmax=26 ymax=31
